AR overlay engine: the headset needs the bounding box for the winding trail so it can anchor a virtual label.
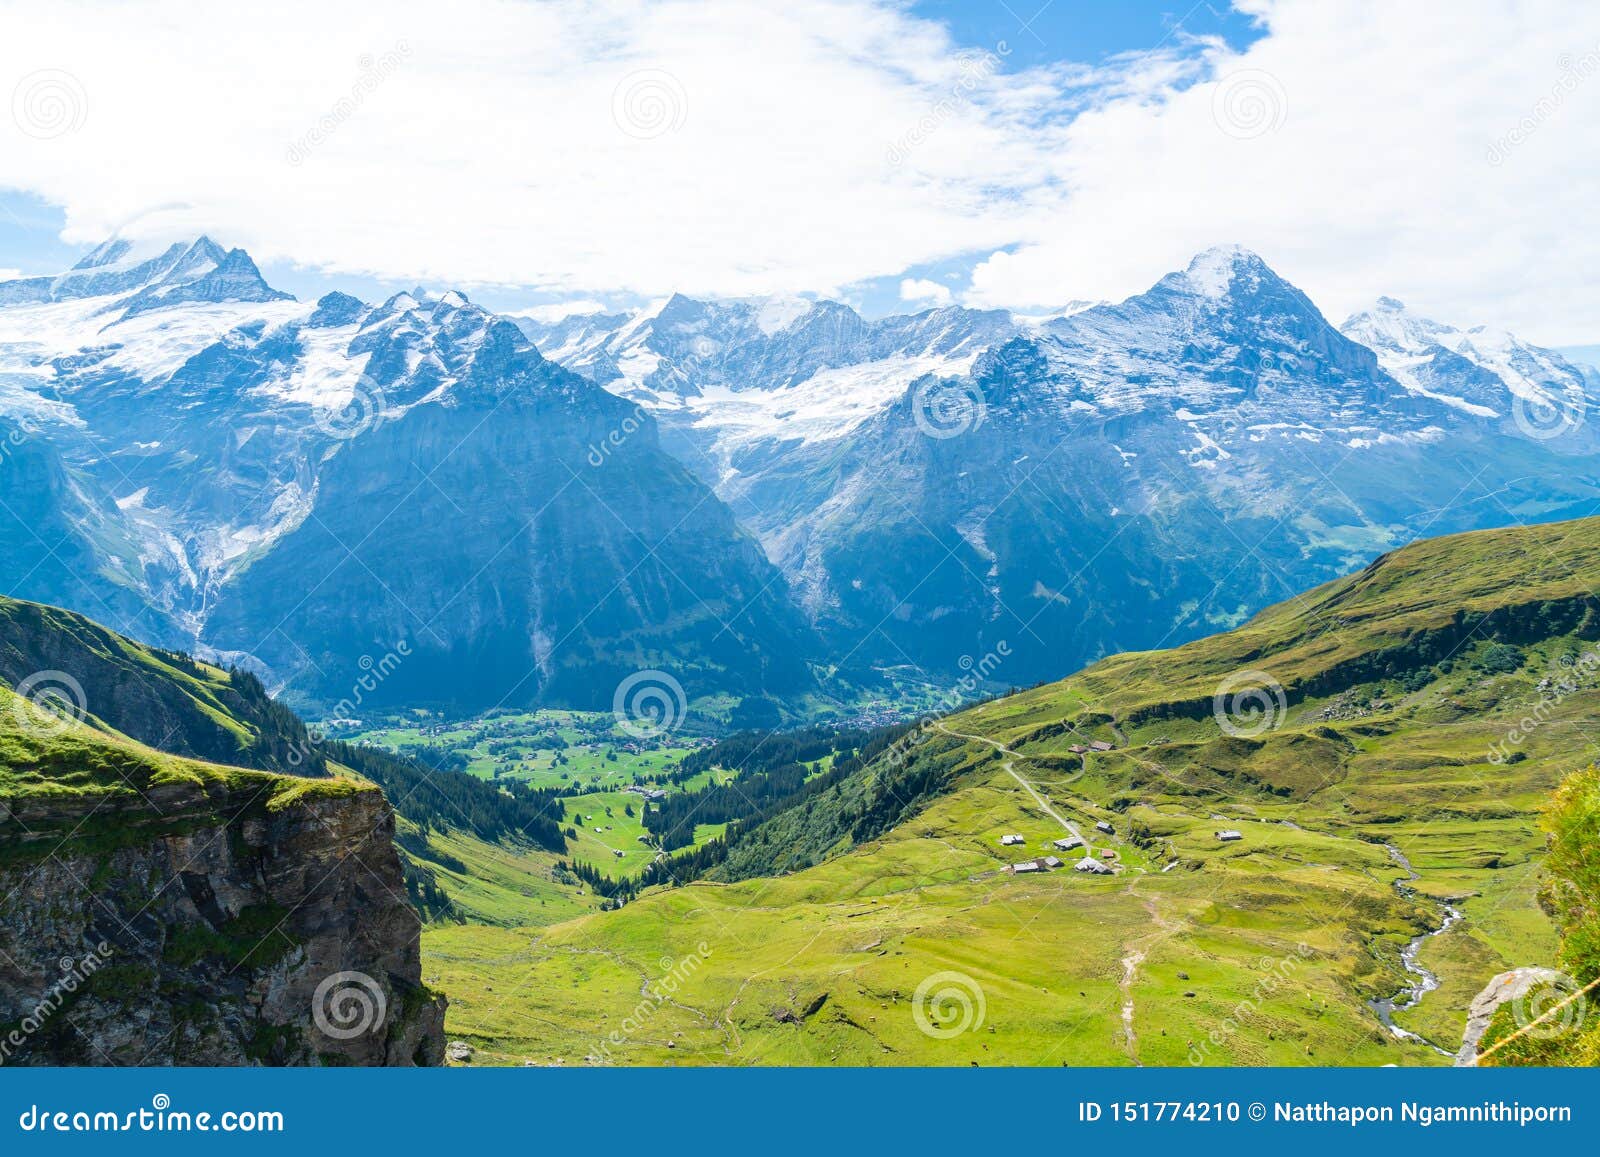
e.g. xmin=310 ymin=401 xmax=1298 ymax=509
xmin=932 ymin=721 xmax=1083 ymax=842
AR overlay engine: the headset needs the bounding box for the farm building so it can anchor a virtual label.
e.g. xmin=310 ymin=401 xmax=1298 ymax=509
xmin=1000 ymin=834 xmax=1025 ymax=846
xmin=1089 ymin=741 xmax=1113 ymax=752
xmin=1100 ymin=849 xmax=1117 ymax=860
xmin=1010 ymin=861 xmax=1042 ymax=874
xmin=1095 ymin=821 xmax=1115 ymax=835
xmin=1041 ymin=856 xmax=1064 ymax=868
xmin=1075 ymin=856 xmax=1113 ymax=874
xmin=1053 ymin=836 xmax=1084 ymax=851
xmin=1215 ymin=830 xmax=1244 ymax=842
xmin=1068 ymin=744 xmax=1087 ymax=754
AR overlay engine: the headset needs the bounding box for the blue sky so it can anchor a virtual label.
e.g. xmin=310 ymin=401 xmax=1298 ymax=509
xmin=1 ymin=1 xmax=1596 ymax=344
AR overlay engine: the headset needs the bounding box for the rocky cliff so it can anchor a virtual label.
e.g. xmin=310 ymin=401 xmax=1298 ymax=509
xmin=0 ymin=595 xmax=445 ymax=1066
xmin=0 ymin=772 xmax=445 ymax=1066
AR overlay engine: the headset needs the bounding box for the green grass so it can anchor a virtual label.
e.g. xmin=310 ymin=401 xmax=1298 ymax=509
xmin=422 ymin=516 xmax=1600 ymax=1065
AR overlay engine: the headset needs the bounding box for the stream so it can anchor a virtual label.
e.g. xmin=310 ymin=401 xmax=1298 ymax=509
xmin=1369 ymin=844 xmax=1460 ymax=1057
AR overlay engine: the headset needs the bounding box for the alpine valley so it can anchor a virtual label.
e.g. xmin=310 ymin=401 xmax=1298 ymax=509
xmin=3 ymin=232 xmax=1600 ymax=1068
xmin=3 ymin=238 xmax=1596 ymax=721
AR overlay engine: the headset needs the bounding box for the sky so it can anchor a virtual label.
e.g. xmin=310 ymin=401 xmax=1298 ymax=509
xmin=0 ymin=0 xmax=1596 ymax=345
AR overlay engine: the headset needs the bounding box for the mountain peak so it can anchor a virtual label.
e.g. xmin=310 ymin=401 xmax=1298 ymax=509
xmin=1179 ymin=244 xmax=1273 ymax=297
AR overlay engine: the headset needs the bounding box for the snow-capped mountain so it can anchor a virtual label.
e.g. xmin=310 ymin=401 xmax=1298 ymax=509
xmin=1340 ymin=295 xmax=1593 ymax=433
xmin=0 ymin=239 xmax=818 ymax=710
xmin=5 ymin=236 xmax=1598 ymax=706
xmin=522 ymin=245 xmax=1600 ymax=684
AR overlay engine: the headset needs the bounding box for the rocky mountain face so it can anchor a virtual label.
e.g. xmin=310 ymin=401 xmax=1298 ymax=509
xmin=4 ymin=236 xmax=1598 ymax=706
xmin=0 ymin=595 xmax=444 ymax=1066
xmin=525 ymin=246 xmax=1600 ymax=685
xmin=0 ymin=239 xmax=817 ymax=713
xmin=0 ymin=783 xmax=445 ymax=1066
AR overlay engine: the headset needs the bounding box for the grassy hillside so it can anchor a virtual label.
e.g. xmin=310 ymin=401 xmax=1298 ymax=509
xmin=425 ymin=516 xmax=1600 ymax=1065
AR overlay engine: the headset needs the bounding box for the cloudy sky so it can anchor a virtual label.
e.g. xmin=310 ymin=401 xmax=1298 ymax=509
xmin=0 ymin=0 xmax=1596 ymax=343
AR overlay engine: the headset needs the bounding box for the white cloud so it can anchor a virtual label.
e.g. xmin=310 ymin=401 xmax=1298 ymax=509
xmin=503 ymin=300 xmax=610 ymax=324
xmin=0 ymin=0 xmax=1596 ymax=342
xmin=0 ymin=268 xmax=22 ymax=281
xmin=898 ymin=277 xmax=952 ymax=306
xmin=0 ymin=0 xmax=1062 ymax=301
xmin=963 ymin=0 xmax=1600 ymax=342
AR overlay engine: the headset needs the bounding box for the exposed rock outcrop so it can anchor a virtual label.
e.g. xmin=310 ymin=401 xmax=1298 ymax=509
xmin=0 ymin=779 xmax=445 ymax=1066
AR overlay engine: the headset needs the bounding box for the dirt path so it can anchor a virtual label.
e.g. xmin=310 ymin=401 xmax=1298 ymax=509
xmin=932 ymin=721 xmax=1083 ymax=841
